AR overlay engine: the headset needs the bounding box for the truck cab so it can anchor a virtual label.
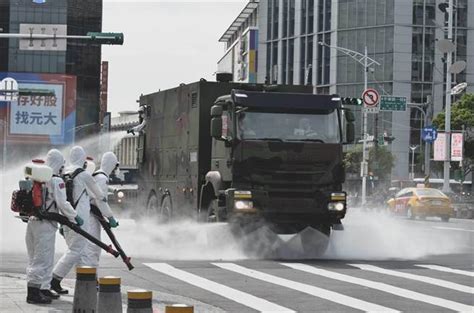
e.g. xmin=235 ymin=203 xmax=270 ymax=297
xmin=203 ymin=89 xmax=355 ymax=235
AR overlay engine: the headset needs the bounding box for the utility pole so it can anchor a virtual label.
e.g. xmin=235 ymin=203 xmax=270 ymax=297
xmin=443 ymin=0 xmax=454 ymax=193
xmin=362 ymin=47 xmax=369 ymax=206
xmin=410 ymin=145 xmax=419 ymax=180
xmin=318 ymin=42 xmax=380 ymax=206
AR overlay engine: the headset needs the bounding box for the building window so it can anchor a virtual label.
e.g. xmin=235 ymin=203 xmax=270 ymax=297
xmin=272 ymin=0 xmax=279 ymax=40
xmin=288 ymin=39 xmax=294 ymax=85
xmin=289 ymin=0 xmax=295 ymax=37
xmin=282 ymin=40 xmax=287 ymax=84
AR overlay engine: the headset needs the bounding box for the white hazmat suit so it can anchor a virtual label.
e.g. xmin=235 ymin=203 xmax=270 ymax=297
xmin=52 ymin=146 xmax=108 ymax=282
xmin=25 ymin=149 xmax=77 ymax=302
xmin=81 ymin=152 xmax=117 ymax=268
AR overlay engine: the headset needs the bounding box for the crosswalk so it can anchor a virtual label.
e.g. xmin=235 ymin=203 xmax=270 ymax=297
xmin=143 ymin=261 xmax=474 ymax=313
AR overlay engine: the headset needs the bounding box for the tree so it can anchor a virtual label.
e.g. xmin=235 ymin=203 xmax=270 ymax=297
xmin=432 ymin=93 xmax=474 ymax=178
xmin=344 ymin=145 xmax=395 ymax=180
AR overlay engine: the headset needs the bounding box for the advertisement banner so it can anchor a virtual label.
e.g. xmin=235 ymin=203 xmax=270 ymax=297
xmin=451 ymin=133 xmax=463 ymax=161
xmin=433 ymin=132 xmax=446 ymax=161
xmin=0 ymin=72 xmax=76 ymax=145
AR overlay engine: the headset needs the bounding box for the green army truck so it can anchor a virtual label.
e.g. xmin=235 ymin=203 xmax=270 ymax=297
xmin=136 ymin=80 xmax=355 ymax=247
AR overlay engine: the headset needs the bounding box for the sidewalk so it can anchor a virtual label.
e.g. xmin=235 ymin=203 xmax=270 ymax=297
xmin=0 ymin=272 xmax=224 ymax=313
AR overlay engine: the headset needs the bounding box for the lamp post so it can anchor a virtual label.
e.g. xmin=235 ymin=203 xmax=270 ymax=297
xmin=441 ymin=0 xmax=454 ymax=193
xmin=318 ymin=42 xmax=380 ymax=206
xmin=409 ymin=145 xmax=419 ymax=181
xmin=0 ymin=118 xmax=6 ymax=174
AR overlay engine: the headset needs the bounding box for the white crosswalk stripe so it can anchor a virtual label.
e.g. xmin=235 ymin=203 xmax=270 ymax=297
xmin=350 ymin=264 xmax=474 ymax=294
xmin=282 ymin=263 xmax=474 ymax=313
xmin=144 ymin=263 xmax=295 ymax=313
xmin=415 ymin=264 xmax=474 ymax=277
xmin=213 ymin=262 xmax=399 ymax=313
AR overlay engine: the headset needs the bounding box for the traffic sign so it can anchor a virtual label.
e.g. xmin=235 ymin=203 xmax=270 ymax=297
xmin=0 ymin=77 xmax=19 ymax=101
xmin=380 ymin=95 xmax=407 ymax=111
xmin=362 ymin=88 xmax=379 ymax=113
xmin=421 ymin=126 xmax=438 ymax=143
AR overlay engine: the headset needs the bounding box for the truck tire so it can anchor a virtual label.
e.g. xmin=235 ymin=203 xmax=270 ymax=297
xmin=146 ymin=193 xmax=172 ymax=223
xmin=146 ymin=193 xmax=159 ymax=218
xmin=160 ymin=195 xmax=172 ymax=223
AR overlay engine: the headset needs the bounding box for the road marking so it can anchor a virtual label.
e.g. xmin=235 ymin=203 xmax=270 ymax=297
xmin=144 ymin=263 xmax=295 ymax=313
xmin=432 ymin=226 xmax=474 ymax=233
xmin=213 ymin=262 xmax=399 ymax=313
xmin=282 ymin=263 xmax=474 ymax=313
xmin=350 ymin=264 xmax=474 ymax=294
xmin=416 ymin=265 xmax=474 ymax=277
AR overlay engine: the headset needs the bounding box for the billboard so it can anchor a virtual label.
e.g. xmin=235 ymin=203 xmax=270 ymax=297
xmin=433 ymin=132 xmax=446 ymax=161
xmin=0 ymin=72 xmax=76 ymax=145
xmin=451 ymin=133 xmax=463 ymax=161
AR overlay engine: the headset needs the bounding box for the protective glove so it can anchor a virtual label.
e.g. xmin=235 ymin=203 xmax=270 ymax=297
xmin=75 ymin=215 xmax=84 ymax=226
xmin=108 ymin=216 xmax=119 ymax=228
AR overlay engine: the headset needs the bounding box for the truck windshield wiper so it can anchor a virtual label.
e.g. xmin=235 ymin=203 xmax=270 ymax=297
xmin=247 ymin=138 xmax=286 ymax=142
xmin=286 ymin=139 xmax=325 ymax=143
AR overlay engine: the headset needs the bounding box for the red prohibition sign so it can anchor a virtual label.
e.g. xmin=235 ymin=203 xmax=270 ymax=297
xmin=362 ymin=88 xmax=379 ymax=107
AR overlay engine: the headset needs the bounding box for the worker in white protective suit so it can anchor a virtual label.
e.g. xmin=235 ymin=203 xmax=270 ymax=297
xmin=50 ymin=146 xmax=108 ymax=295
xmin=81 ymin=151 xmax=119 ymax=268
xmin=25 ymin=149 xmax=81 ymax=304
xmin=127 ymin=105 xmax=146 ymax=135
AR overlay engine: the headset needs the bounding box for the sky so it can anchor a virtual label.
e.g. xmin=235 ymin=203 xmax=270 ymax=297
xmin=102 ymin=1 xmax=248 ymax=116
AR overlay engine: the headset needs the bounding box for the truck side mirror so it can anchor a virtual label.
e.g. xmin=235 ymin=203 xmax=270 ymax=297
xmin=211 ymin=117 xmax=223 ymax=139
xmin=345 ymin=109 xmax=355 ymax=123
xmin=346 ymin=122 xmax=355 ymax=144
xmin=210 ymin=105 xmax=223 ymax=117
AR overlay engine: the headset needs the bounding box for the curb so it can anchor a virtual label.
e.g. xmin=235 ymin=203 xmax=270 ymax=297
xmin=0 ymin=272 xmax=225 ymax=313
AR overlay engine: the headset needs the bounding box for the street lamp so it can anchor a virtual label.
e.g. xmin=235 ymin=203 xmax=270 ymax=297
xmin=409 ymin=145 xmax=419 ymax=181
xmin=318 ymin=42 xmax=380 ymax=206
xmin=437 ymin=0 xmax=467 ymax=193
xmin=0 ymin=119 xmax=7 ymax=173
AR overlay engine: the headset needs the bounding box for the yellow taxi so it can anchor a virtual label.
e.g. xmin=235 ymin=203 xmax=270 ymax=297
xmin=387 ymin=187 xmax=454 ymax=222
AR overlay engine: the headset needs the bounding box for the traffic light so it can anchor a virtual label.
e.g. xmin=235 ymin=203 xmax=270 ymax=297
xmin=341 ymin=97 xmax=363 ymax=106
xmin=87 ymin=32 xmax=124 ymax=45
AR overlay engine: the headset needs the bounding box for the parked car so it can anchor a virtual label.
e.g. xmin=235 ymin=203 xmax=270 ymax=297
xmin=386 ymin=187 xmax=454 ymax=222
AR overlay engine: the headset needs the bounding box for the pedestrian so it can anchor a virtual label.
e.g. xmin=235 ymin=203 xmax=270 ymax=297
xmin=25 ymin=149 xmax=81 ymax=304
xmin=50 ymin=146 xmax=108 ymax=295
xmin=82 ymin=151 xmax=120 ymax=269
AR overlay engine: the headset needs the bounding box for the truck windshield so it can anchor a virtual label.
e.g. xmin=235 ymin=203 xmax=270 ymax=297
xmin=237 ymin=110 xmax=341 ymax=143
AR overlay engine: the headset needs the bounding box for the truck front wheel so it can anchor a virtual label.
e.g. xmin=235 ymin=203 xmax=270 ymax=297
xmin=147 ymin=193 xmax=172 ymax=223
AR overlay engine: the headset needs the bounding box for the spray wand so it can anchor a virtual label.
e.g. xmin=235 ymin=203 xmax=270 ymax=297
xmin=39 ymin=212 xmax=120 ymax=257
xmin=90 ymin=205 xmax=134 ymax=270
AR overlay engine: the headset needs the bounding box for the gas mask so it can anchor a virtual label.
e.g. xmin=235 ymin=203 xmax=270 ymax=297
xmin=113 ymin=163 xmax=124 ymax=181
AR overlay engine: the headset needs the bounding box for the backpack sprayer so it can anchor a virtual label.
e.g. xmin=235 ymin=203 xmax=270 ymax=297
xmin=11 ymin=160 xmax=120 ymax=258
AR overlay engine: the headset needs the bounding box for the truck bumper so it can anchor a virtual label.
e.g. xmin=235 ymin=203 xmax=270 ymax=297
xmin=226 ymin=189 xmax=346 ymax=234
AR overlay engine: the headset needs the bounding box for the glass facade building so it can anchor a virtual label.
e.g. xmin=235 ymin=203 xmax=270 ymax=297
xmin=256 ymin=0 xmax=474 ymax=180
xmin=0 ymin=0 xmax=103 ymax=138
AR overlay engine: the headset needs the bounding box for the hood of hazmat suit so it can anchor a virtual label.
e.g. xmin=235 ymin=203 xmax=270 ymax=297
xmin=69 ymin=146 xmax=86 ymax=170
xmin=100 ymin=152 xmax=119 ymax=176
xmin=46 ymin=149 xmax=65 ymax=176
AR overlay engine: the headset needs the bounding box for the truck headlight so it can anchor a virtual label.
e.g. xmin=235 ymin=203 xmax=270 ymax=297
xmin=234 ymin=200 xmax=253 ymax=210
xmin=117 ymin=191 xmax=125 ymax=199
xmin=328 ymin=202 xmax=345 ymax=211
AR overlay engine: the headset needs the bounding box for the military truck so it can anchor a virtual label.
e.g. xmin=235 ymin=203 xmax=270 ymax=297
xmin=136 ymin=80 xmax=355 ymax=241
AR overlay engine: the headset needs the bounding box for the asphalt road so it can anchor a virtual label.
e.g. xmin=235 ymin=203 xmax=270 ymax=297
xmin=1 ymin=213 xmax=473 ymax=312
